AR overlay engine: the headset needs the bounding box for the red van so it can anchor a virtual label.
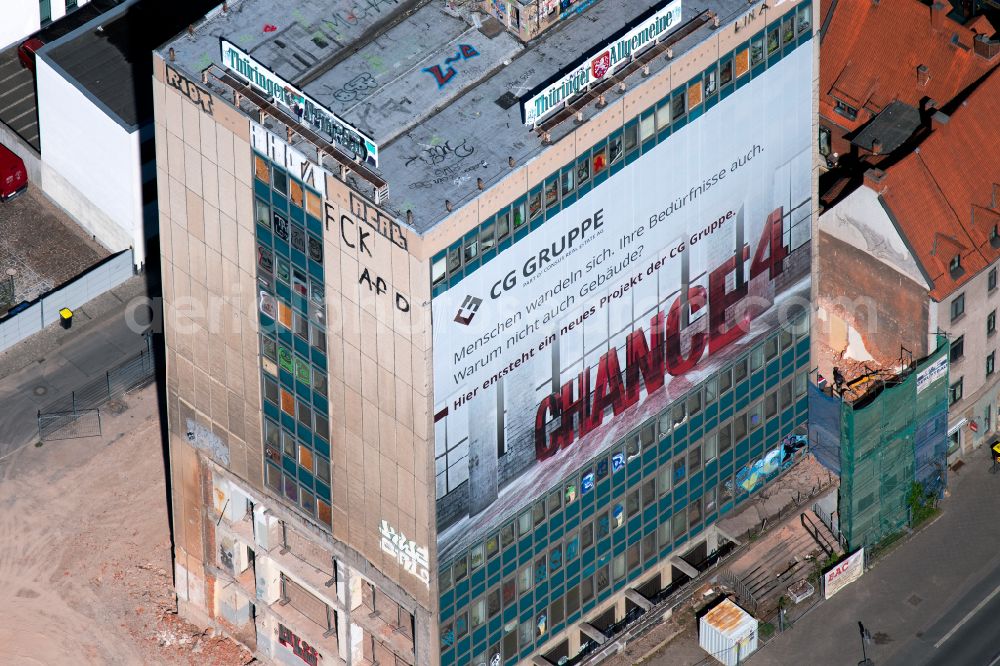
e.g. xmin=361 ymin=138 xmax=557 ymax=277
xmin=0 ymin=143 xmax=28 ymax=201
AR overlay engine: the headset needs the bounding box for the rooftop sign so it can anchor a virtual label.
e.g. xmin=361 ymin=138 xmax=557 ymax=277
xmin=221 ymin=39 xmax=379 ymax=167
xmin=522 ymin=0 xmax=682 ymax=126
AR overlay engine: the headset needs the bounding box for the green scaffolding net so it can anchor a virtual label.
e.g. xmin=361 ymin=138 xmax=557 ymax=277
xmin=839 ymin=336 xmax=949 ymax=551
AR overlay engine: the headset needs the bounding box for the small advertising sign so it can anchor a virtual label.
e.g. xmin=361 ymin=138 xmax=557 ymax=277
xmin=823 ymin=548 xmax=865 ymax=599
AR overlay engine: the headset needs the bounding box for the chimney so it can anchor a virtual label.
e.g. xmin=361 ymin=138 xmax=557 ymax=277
xmin=930 ymin=2 xmax=946 ymax=31
xmin=917 ymin=64 xmax=930 ymax=88
xmin=864 ymin=168 xmax=887 ymax=192
xmin=931 ymin=110 xmax=950 ymax=131
xmin=871 ymin=138 xmax=882 ymax=156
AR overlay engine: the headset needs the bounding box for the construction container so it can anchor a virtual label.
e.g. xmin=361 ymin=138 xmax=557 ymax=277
xmin=699 ymin=598 xmax=758 ymax=666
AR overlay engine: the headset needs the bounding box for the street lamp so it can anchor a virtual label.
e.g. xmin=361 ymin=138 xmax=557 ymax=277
xmin=858 ymin=621 xmax=873 ymax=666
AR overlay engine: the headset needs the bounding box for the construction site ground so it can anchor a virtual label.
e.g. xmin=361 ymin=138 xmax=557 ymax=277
xmin=604 ymin=454 xmax=839 ymax=666
xmin=0 ymin=384 xmax=252 ymax=665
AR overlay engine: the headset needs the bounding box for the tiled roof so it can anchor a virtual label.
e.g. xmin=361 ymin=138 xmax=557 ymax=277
xmin=820 ymin=0 xmax=998 ymax=133
xmin=875 ymin=68 xmax=1000 ymax=301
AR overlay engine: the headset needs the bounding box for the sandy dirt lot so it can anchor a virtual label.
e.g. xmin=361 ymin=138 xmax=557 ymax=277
xmin=0 ymin=385 xmax=252 ymax=665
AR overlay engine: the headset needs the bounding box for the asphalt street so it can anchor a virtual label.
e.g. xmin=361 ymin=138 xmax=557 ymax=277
xmin=751 ymin=456 xmax=1000 ymax=666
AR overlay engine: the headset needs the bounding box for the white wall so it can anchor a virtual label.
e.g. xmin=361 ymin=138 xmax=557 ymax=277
xmin=819 ymin=185 xmax=929 ymax=288
xmin=36 ymin=55 xmax=144 ymax=266
xmin=0 ymin=0 xmax=92 ymax=50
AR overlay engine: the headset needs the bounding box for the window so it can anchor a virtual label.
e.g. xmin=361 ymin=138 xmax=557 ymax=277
xmin=949 ymin=254 xmax=962 ymax=275
xmin=991 ymin=267 xmax=999 ymax=291
xmin=992 ymin=227 xmax=1000 ymax=249
xmin=720 ymin=60 xmax=733 ymax=86
xmin=671 ymin=510 xmax=688 ymax=538
xmin=765 ymin=391 xmax=778 ymax=419
xmin=471 ymin=598 xmax=486 ymax=628
xmin=704 ymin=432 xmax=718 ymax=462
xmin=719 ymin=422 xmax=733 ymax=454
xmin=989 ymin=311 xmax=996 ymax=335
xmin=989 ymin=352 xmax=996 ymax=377
xmin=750 ymin=34 xmax=764 ymax=66
xmin=612 ymin=553 xmax=625 ymax=580
xmin=767 ymin=26 xmax=780 ymax=55
xmin=670 ymin=92 xmax=686 ymax=121
xmin=688 ymin=445 xmax=702 ymax=474
xmin=819 ymin=126 xmax=831 ymax=157
xmin=517 ymin=564 xmax=532 ymax=593
xmin=734 ymin=412 xmax=748 ymax=442
xmin=454 ymin=556 xmax=468 ymax=582
xmin=673 ymin=456 xmax=687 ymax=484
xmin=518 ymin=511 xmax=532 ymax=537
xmin=951 ymin=294 xmax=965 ymax=321
xmin=951 ymin=336 xmax=964 ymax=363
xmin=950 ymin=378 xmax=964 ymax=405
xmin=833 ymin=98 xmax=858 ymax=121
xmin=626 ymin=489 xmax=640 ymax=517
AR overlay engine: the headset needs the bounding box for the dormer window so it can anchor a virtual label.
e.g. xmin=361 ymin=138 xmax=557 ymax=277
xmin=991 ymin=225 xmax=1000 ymax=249
xmin=950 ymin=254 xmax=961 ymax=272
xmin=833 ymin=98 xmax=858 ymax=121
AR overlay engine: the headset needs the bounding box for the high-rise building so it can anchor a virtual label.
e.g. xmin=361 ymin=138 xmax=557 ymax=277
xmin=153 ymin=0 xmax=817 ymax=663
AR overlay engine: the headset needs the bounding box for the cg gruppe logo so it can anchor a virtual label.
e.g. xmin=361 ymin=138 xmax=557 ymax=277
xmin=454 ymin=295 xmax=483 ymax=325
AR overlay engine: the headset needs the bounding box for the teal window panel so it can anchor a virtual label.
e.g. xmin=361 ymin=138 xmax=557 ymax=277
xmin=502 ymin=547 xmax=516 ymax=568
xmin=594 ymin=164 xmax=610 ymax=187
xmin=566 ymin=557 xmax=581 ymax=580
xmin=311 ymin=351 xmax=327 ymax=371
xmin=487 ymin=555 xmax=501 ymax=580
xmin=642 ymin=504 xmax=658 ymax=524
xmin=518 ymin=544 xmax=531 ymax=566
xmin=550 ymin=569 xmax=564 ymax=589
xmin=259 ymin=313 xmax=275 ymax=330
xmin=689 ymin=471 xmax=704 ymax=494
xmin=290 ymin=248 xmax=307 ymax=269
xmin=275 ymin=280 xmax=291 ymax=301
xmin=278 ymin=368 xmax=293 ymax=390
xmin=455 ymin=638 xmax=471 ymax=662
xmin=642 ymin=445 xmax=657 ymax=467
xmin=766 ymin=359 xmax=780 ymax=376
xmin=263 ymin=400 xmax=279 ymax=421
xmin=480 ymin=246 xmax=497 ymax=266
xmin=293 ymin=336 xmax=310 ymax=358
xmin=472 ymin=625 xmax=488 ymax=648
xmin=294 ymin=378 xmax=310 ymax=399
xmin=672 ymin=484 xmax=687 ymax=505
xmin=550 ymin=510 xmax=564 ymax=531
xmin=627 ymin=514 xmax=642 ymax=535
xmin=690 ymin=412 xmax=705 ymax=432
xmin=674 ymin=421 xmax=689 ymax=440
xmin=297 ymin=467 xmax=315 ymax=487
xmin=448 ymin=271 xmax=464 ymax=288
xmin=312 ymin=394 xmax=327 ymax=414
xmin=565 ymin=498 xmax=580 ymax=521
xmin=272 ymin=193 xmax=288 ymax=212
xmin=258 ymin=226 xmax=274 ymax=246
xmin=502 ymin=604 xmax=517 ymax=626
xmin=720 ymin=391 xmax=734 ymax=411
xmin=471 ymin=567 xmax=486 ymax=594
xmin=314 ymin=435 xmax=329 ymax=458
xmin=306 ymin=215 xmax=322 ymax=236
xmin=535 ymin=521 xmax=548 ymax=541
xmin=308 ymin=260 xmax=323 ymax=281
xmin=280 ymin=411 xmax=296 ymax=432
xmin=290 ymin=205 xmax=305 ymax=224
xmin=254 ymin=179 xmax=271 ymax=200
xmin=734 ymin=437 xmax=751 ymax=460
xmin=497 ymin=237 xmax=513 ymax=253
xmin=735 ymin=393 xmax=749 ymax=413
xmin=282 ymin=455 xmax=296 ymax=476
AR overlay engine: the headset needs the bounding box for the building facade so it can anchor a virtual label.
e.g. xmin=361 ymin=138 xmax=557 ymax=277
xmin=816 ymin=65 xmax=1000 ymax=462
xmin=154 ymin=0 xmax=818 ymax=664
xmin=0 ymin=0 xmax=96 ymax=49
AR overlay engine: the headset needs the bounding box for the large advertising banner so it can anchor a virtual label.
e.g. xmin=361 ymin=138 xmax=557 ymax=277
xmin=823 ymin=548 xmax=864 ymax=599
xmin=434 ymin=41 xmax=813 ymax=561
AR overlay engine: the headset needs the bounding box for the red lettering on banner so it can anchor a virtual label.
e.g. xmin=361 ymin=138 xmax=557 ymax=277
xmin=532 ymin=207 xmax=788 ymax=460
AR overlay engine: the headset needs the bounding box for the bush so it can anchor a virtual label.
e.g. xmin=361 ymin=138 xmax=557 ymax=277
xmin=906 ymin=481 xmax=938 ymax=527
xmin=759 ymin=622 xmax=776 ymax=639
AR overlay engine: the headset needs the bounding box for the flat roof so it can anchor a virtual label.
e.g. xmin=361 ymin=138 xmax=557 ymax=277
xmin=44 ymin=0 xmax=218 ymax=128
xmin=162 ymin=0 xmax=757 ymax=233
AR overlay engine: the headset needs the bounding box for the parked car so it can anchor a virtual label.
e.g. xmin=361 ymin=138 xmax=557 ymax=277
xmin=0 ymin=143 xmax=28 ymax=201
xmin=18 ymin=37 xmax=44 ymax=72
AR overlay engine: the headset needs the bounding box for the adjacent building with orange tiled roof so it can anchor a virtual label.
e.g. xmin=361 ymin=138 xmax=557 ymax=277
xmin=816 ymin=63 xmax=1000 ymax=460
xmin=817 ymin=0 xmax=998 ymax=176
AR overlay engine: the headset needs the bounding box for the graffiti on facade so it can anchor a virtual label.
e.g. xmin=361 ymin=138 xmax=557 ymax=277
xmin=730 ymin=433 xmax=807 ymax=495
xmin=165 ymin=65 xmax=214 ymax=114
xmin=278 ymin=624 xmax=321 ymax=666
xmin=379 ymin=520 xmax=431 ymax=587
xmin=185 ymin=418 xmax=230 ymax=465
xmin=423 ymin=44 xmax=480 ymax=88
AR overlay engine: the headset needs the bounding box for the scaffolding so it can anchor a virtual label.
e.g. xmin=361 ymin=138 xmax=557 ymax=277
xmin=814 ymin=336 xmax=949 ymax=551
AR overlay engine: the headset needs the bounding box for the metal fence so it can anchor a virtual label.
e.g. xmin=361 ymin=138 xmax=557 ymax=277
xmin=37 ymin=333 xmax=155 ymax=440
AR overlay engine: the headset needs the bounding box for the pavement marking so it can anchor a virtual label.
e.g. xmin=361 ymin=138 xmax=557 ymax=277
xmin=933 ymin=580 xmax=1000 ymax=649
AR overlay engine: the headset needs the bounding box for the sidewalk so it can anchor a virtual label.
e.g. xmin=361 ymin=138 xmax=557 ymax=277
xmin=0 ymin=275 xmax=150 ymax=460
xmin=750 ymin=455 xmax=1000 ymax=665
